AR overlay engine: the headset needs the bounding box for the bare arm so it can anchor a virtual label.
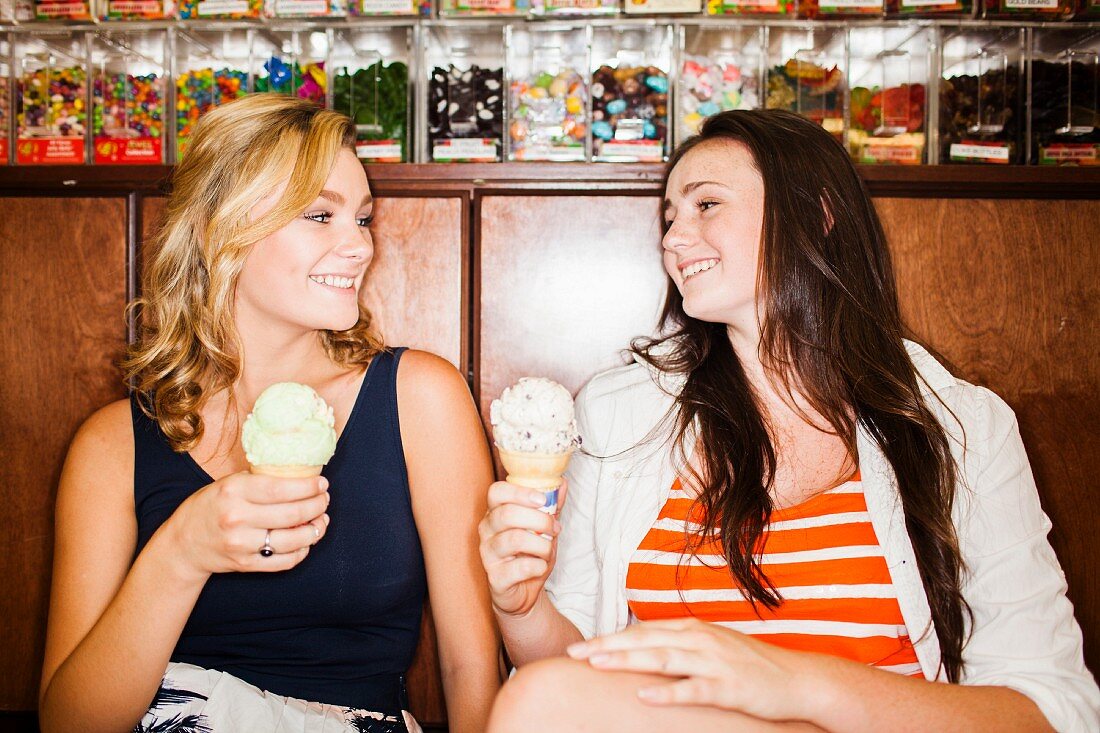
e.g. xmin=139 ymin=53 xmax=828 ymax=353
xmin=398 ymin=351 xmax=503 ymax=733
xmin=40 ymin=400 xmax=330 ymax=733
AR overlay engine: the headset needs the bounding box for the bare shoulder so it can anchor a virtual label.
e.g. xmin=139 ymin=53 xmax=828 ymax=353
xmin=61 ymin=398 xmax=134 ymax=501
xmin=396 ymin=349 xmax=472 ymax=412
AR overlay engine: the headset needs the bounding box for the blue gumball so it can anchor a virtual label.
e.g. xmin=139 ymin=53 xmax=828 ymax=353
xmin=698 ymin=101 xmax=721 ymax=117
xmin=606 ymin=98 xmax=627 ymax=115
xmin=592 ymin=120 xmax=614 ymax=141
xmin=643 ymin=120 xmax=657 ymax=139
xmin=644 ymin=75 xmax=668 ymax=94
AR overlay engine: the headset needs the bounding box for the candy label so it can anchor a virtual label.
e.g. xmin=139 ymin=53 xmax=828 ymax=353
xmin=433 ymin=138 xmax=500 ymax=162
xmin=950 ymin=143 xmax=1010 ymax=163
xmin=94 ymin=138 xmax=162 ymax=165
xmin=513 ymin=143 xmax=584 ymax=162
xmin=197 ymin=0 xmax=250 ymax=13
xmin=820 ymin=0 xmax=881 ymax=7
xmin=105 ymin=0 xmax=167 ymax=15
xmin=860 ymin=142 xmax=922 ymax=164
xmin=272 ymin=0 xmax=331 ymax=13
xmin=1039 ymin=144 xmax=1099 ymax=165
xmin=35 ymin=0 xmax=92 ymax=16
xmin=356 ymin=141 xmax=403 ymax=162
xmin=1003 ymin=0 xmax=1059 ymax=6
xmin=16 ymin=138 xmax=83 ymax=165
xmin=356 ymin=0 xmax=415 ymax=9
xmin=597 ymin=140 xmax=664 ymax=162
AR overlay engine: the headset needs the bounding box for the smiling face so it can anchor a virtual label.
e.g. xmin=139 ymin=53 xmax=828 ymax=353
xmin=662 ymin=139 xmax=765 ymax=333
xmin=235 ymin=148 xmax=374 ymax=336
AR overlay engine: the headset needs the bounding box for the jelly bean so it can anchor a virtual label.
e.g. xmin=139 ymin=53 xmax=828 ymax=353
xmin=18 ymin=66 xmax=85 ymax=139
xmin=93 ymin=71 xmax=165 ymax=143
xmin=509 ymin=64 xmax=587 ymax=159
xmin=606 ymin=98 xmax=627 ymax=115
xmin=643 ymin=120 xmax=657 ymax=138
xmin=645 ymin=75 xmax=668 ymax=93
xmin=679 ymin=54 xmax=759 ymax=137
xmin=592 ymin=63 xmax=668 ymax=158
xmin=592 ymin=119 xmax=613 ymax=140
xmin=698 ymin=101 xmax=721 ymax=117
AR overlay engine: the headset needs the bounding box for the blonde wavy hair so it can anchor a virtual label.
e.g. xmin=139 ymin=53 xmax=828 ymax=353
xmin=124 ymin=94 xmax=384 ymax=452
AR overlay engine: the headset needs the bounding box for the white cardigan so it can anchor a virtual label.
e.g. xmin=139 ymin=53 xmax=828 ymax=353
xmin=546 ymin=341 xmax=1100 ymax=732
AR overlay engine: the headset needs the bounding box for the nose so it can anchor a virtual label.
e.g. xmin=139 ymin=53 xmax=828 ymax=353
xmin=662 ymin=216 xmax=692 ymax=252
xmin=335 ymin=226 xmax=373 ymax=264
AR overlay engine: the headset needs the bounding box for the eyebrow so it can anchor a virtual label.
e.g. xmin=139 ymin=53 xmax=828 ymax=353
xmin=318 ymin=190 xmax=373 ymax=208
xmin=663 ymin=180 xmax=729 ymax=212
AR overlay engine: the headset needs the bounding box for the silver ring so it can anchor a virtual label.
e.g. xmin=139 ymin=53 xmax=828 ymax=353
xmin=260 ymin=529 xmax=274 ymax=557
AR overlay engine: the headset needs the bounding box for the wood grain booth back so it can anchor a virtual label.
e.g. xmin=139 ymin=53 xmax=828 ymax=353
xmin=0 ymin=179 xmax=1096 ymax=730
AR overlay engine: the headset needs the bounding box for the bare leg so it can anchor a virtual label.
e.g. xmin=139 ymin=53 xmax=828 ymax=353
xmin=488 ymin=657 xmax=826 ymax=733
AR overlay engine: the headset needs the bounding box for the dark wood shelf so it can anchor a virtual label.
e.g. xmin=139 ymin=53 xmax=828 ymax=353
xmin=0 ymin=162 xmax=1098 ymax=198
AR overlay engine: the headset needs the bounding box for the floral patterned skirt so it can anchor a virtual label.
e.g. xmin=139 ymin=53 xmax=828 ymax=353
xmin=134 ymin=662 xmax=422 ymax=733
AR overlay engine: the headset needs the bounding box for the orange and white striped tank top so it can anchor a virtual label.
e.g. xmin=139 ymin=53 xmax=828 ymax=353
xmin=625 ymin=470 xmax=923 ymax=676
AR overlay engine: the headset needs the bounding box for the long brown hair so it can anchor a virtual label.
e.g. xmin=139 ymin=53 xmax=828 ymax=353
xmin=634 ymin=109 xmax=970 ymax=681
xmin=124 ymin=94 xmax=383 ymax=452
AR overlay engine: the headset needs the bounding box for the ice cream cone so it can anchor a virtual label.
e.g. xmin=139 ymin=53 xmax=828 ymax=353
xmin=497 ymin=448 xmax=573 ymax=490
xmin=250 ymin=464 xmax=323 ymax=478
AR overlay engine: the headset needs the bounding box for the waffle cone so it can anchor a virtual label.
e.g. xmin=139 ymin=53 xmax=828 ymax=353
xmin=250 ymin=464 xmax=323 ymax=478
xmin=497 ymin=448 xmax=573 ymax=490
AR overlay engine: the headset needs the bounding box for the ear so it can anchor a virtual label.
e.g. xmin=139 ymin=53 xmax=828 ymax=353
xmin=820 ymin=191 xmax=836 ymax=236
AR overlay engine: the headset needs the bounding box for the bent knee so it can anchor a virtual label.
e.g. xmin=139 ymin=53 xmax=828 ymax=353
xmin=488 ymin=657 xmax=594 ymax=733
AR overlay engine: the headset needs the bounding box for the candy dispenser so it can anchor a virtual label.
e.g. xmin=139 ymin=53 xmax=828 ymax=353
xmin=590 ymin=24 xmax=673 ymax=162
xmin=252 ymin=28 xmax=329 ymax=106
xmin=764 ymin=25 xmax=846 ymax=141
xmin=174 ymin=27 xmax=250 ymax=159
xmin=90 ymin=28 xmax=167 ymax=164
xmin=1030 ymin=28 xmax=1099 ymax=165
xmin=677 ymin=24 xmax=764 ymax=145
xmin=505 ymin=23 xmax=589 ymax=162
xmin=938 ymin=27 xmax=1025 ymax=164
xmin=847 ymin=25 xmax=931 ymax=164
xmin=14 ymin=31 xmax=87 ymax=165
xmin=330 ymin=23 xmax=412 ymax=163
xmin=424 ymin=23 xmax=505 ymax=162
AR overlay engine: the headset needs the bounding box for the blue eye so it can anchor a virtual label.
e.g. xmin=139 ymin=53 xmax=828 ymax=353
xmin=304 ymin=211 xmax=332 ymax=223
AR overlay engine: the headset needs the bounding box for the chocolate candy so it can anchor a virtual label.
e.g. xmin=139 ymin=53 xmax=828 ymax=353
xmin=1030 ymin=59 xmax=1099 ymax=165
xmin=510 ymin=66 xmax=586 ymax=160
xmin=938 ymin=66 xmax=1022 ymax=163
xmin=428 ymin=64 xmax=504 ymax=148
xmin=18 ymin=66 xmax=86 ymax=138
xmin=591 ymin=63 xmax=668 ymax=159
xmin=765 ymin=58 xmax=843 ymax=139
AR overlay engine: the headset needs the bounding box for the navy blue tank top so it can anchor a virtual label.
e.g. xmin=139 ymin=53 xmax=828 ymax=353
xmin=133 ymin=348 xmax=425 ymax=714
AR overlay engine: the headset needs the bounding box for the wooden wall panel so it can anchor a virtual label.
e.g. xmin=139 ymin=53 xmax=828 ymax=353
xmin=877 ymin=198 xmax=1100 ymax=677
xmin=361 ymin=196 xmax=465 ymax=369
xmin=0 ymin=198 xmax=129 ymax=710
xmin=478 ymin=195 xmax=668 ymax=432
xmin=140 ymin=194 xmax=464 ymax=727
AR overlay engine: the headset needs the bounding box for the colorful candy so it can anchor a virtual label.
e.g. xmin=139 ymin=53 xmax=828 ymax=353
xmin=678 ymin=54 xmax=759 ymax=140
xmin=510 ymin=66 xmax=587 ymax=161
xmin=93 ymin=72 xmax=165 ymax=164
xmin=765 ymin=58 xmax=844 ymax=139
xmin=591 ymin=64 xmax=668 ymax=161
xmin=16 ymin=65 xmax=86 ymax=164
xmin=175 ymin=66 xmax=248 ymax=156
xmin=254 ymin=58 xmax=326 ymax=106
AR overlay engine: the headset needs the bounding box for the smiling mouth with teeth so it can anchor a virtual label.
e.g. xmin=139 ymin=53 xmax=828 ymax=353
xmin=309 ymin=274 xmax=356 ymax=289
xmin=681 ymin=259 xmax=720 ymax=281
